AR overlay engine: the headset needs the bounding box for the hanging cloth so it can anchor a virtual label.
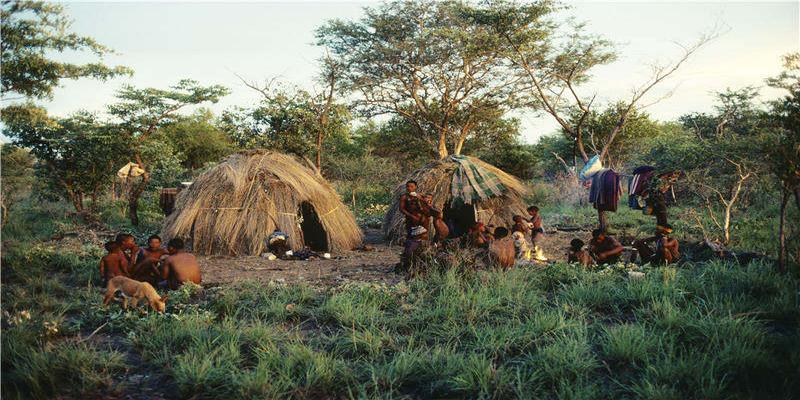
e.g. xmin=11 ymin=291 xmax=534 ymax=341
xmin=117 ymin=162 xmax=146 ymax=179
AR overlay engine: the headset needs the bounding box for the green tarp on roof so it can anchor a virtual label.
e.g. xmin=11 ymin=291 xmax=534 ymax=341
xmin=449 ymin=155 xmax=507 ymax=205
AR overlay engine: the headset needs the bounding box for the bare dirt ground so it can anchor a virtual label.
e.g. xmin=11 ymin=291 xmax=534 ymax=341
xmin=198 ymin=227 xmax=615 ymax=287
xmin=199 ymin=228 xmax=404 ymax=287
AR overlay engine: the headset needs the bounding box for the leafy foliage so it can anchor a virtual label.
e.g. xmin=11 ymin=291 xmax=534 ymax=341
xmin=0 ymin=0 xmax=132 ymax=101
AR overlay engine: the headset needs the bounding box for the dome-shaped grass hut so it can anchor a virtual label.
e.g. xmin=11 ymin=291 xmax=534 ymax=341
xmin=383 ymin=155 xmax=529 ymax=242
xmin=163 ymin=150 xmax=362 ymax=255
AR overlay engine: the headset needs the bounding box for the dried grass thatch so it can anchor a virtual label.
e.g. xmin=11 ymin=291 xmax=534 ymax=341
xmin=162 ymin=150 xmax=363 ymax=255
xmin=383 ymin=156 xmax=529 ymax=242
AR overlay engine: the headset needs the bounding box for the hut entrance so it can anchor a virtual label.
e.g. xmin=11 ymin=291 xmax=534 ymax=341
xmin=443 ymin=201 xmax=476 ymax=238
xmin=299 ymin=202 xmax=328 ymax=252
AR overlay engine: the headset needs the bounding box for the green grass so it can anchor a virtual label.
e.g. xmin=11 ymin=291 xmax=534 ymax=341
xmin=2 ymin=199 xmax=799 ymax=399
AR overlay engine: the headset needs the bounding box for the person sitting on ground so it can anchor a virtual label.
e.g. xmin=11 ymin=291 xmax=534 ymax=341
xmin=99 ymin=241 xmax=129 ymax=284
xmin=632 ymin=224 xmax=680 ymax=265
xmin=131 ymin=235 xmax=167 ymax=284
xmin=567 ymin=238 xmax=594 ymax=268
xmin=589 ymin=229 xmax=624 ymax=265
xmin=115 ymin=233 xmax=140 ymax=267
xmin=160 ymin=238 xmax=201 ymax=290
xmin=423 ymin=195 xmax=450 ymax=243
xmin=399 ymin=225 xmax=429 ymax=274
xmin=512 ymin=215 xmax=530 ymax=235
xmin=467 ymin=222 xmax=493 ymax=248
xmin=268 ymin=229 xmax=291 ymax=257
xmin=512 ymin=230 xmax=532 ymax=261
xmin=399 ymin=180 xmax=425 ymax=238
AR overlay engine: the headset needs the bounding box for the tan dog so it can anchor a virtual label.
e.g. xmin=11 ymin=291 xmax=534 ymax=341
xmin=103 ymin=276 xmax=169 ymax=313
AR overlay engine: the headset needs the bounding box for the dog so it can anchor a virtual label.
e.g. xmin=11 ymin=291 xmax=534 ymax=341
xmin=103 ymin=276 xmax=169 ymax=313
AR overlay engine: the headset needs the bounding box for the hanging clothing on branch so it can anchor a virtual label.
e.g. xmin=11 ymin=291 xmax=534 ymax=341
xmin=589 ymin=168 xmax=622 ymax=212
xmin=628 ymin=165 xmax=656 ymax=210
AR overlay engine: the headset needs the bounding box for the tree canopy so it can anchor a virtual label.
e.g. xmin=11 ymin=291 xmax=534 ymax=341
xmin=0 ymin=0 xmax=132 ymax=101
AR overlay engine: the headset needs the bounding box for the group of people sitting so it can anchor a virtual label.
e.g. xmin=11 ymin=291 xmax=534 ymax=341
xmin=397 ymin=180 xmax=548 ymax=270
xmin=567 ymin=224 xmax=679 ymax=268
xmin=397 ymin=179 xmax=681 ymax=271
xmin=99 ymin=234 xmax=201 ymax=290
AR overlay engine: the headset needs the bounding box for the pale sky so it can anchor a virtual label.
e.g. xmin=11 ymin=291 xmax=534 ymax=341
xmin=20 ymin=1 xmax=800 ymax=143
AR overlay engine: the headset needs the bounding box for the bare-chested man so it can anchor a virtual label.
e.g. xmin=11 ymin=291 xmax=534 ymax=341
xmin=633 ymin=225 xmax=680 ymax=265
xmin=115 ymin=233 xmax=140 ymax=267
xmin=399 ymin=180 xmax=425 ymax=238
xmin=589 ymin=229 xmax=624 ymax=265
xmin=99 ymin=241 xmax=129 ymax=284
xmin=160 ymin=238 xmax=201 ymax=290
xmin=131 ymin=235 xmax=167 ymax=284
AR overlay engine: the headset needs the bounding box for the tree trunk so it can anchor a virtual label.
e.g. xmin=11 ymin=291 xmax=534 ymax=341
xmin=128 ymin=175 xmax=150 ymax=226
xmin=352 ymin=187 xmax=357 ymax=212
xmin=778 ymin=188 xmax=789 ymax=273
xmin=454 ymin=136 xmax=465 ymax=156
xmin=437 ymin=129 xmax=449 ymax=159
xmin=794 ymin=186 xmax=800 ymax=212
xmin=723 ymin=202 xmax=732 ymax=245
xmin=598 ymin=210 xmax=607 ymax=231
xmin=315 ymin=131 xmax=323 ymax=170
xmin=71 ymin=192 xmax=84 ymax=213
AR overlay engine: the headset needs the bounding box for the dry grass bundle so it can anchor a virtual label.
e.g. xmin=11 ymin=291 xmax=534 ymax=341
xmin=383 ymin=156 xmax=529 ymax=242
xmin=162 ymin=150 xmax=362 ymax=256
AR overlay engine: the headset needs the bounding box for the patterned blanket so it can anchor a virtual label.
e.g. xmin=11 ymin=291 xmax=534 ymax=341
xmin=449 ymin=155 xmax=506 ymax=205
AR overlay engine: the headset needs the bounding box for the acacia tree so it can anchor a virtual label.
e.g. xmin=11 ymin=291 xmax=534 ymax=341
xmin=316 ymin=0 xmax=531 ymax=159
xmin=108 ymin=80 xmax=229 ymax=225
xmin=765 ymin=53 xmax=800 ymax=272
xmin=226 ymin=80 xmax=350 ymax=170
xmin=2 ymin=105 xmax=128 ymax=212
xmin=472 ymin=2 xmax=712 ymax=228
xmin=1 ymin=0 xmax=131 ymax=102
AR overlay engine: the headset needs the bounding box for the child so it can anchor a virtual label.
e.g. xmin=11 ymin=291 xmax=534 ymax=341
xmin=512 ymin=231 xmax=532 ymax=261
xmin=512 ymin=215 xmax=530 ymax=235
xmin=567 ymin=238 xmax=593 ymax=267
xmin=99 ymin=241 xmax=129 ymax=284
xmin=131 ymin=235 xmax=167 ymax=284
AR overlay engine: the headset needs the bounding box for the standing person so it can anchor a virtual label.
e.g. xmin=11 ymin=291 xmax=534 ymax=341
xmin=115 ymin=233 xmax=140 ymax=267
xmin=160 ymin=238 xmax=201 ymax=290
xmin=633 ymin=225 xmax=680 ymax=265
xmin=589 ymin=229 xmax=624 ymax=265
xmin=131 ymin=235 xmax=167 ymax=284
xmin=99 ymin=241 xmax=129 ymax=284
xmin=399 ymin=226 xmax=429 ymax=274
xmin=398 ymin=180 xmax=425 ymax=238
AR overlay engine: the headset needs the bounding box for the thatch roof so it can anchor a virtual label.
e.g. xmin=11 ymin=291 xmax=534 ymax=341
xmin=383 ymin=155 xmax=529 ymax=242
xmin=162 ymin=150 xmax=362 ymax=255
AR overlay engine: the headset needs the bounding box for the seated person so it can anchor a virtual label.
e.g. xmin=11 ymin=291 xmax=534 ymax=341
xmin=99 ymin=241 xmax=129 ymax=284
xmin=424 ymin=194 xmax=450 ymax=243
xmin=115 ymin=233 xmax=139 ymax=266
xmin=399 ymin=226 xmax=429 ymax=273
xmin=589 ymin=229 xmax=624 ymax=265
xmin=467 ymin=222 xmax=493 ymax=248
xmin=512 ymin=230 xmax=532 ymax=261
xmin=512 ymin=215 xmax=530 ymax=236
xmin=131 ymin=235 xmax=167 ymax=284
xmin=633 ymin=225 xmax=680 ymax=265
xmin=160 ymin=238 xmax=201 ymax=290
xmin=567 ymin=238 xmax=593 ymax=268
xmin=268 ymin=229 xmax=291 ymax=257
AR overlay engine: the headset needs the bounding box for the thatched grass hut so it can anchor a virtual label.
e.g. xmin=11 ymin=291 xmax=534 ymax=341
xmin=383 ymin=155 xmax=529 ymax=242
xmin=162 ymin=150 xmax=362 ymax=255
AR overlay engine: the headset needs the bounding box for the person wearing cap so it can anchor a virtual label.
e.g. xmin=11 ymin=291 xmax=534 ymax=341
xmin=633 ymin=224 xmax=680 ymax=265
xmin=589 ymin=228 xmax=624 ymax=265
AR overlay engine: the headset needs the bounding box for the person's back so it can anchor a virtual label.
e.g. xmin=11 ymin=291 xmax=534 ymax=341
xmin=100 ymin=241 xmax=129 ymax=283
xmin=161 ymin=238 xmax=201 ymax=290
